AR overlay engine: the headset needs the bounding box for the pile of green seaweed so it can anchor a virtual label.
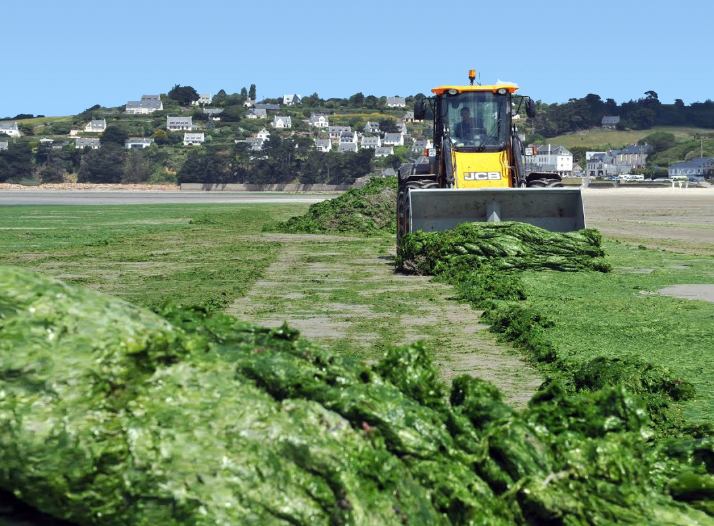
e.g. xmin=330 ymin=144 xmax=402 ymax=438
xmin=263 ymin=176 xmax=397 ymax=235
xmin=397 ymin=222 xmax=611 ymax=275
xmin=1 ymin=267 xmax=713 ymax=525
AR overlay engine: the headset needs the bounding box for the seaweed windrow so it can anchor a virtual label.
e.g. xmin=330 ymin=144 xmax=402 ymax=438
xmin=262 ymin=176 xmax=397 ymax=235
xmin=1 ymin=267 xmax=713 ymax=524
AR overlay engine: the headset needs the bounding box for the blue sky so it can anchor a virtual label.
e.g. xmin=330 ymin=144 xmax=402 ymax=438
xmin=2 ymin=0 xmax=711 ymax=117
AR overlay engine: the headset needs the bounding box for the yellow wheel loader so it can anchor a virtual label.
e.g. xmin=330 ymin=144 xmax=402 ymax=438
xmin=397 ymin=71 xmax=586 ymax=244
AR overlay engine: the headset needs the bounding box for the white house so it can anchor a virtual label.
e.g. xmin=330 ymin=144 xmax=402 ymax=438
xmin=361 ymin=136 xmax=381 ymax=149
xmin=364 ymin=122 xmax=380 ymax=134
xmin=403 ymin=111 xmax=416 ymax=122
xmin=241 ymin=138 xmax=265 ymax=151
xmin=244 ymin=98 xmax=255 ymax=107
xmin=309 ymin=113 xmax=329 ymax=128
xmin=531 ymin=144 xmax=573 ymax=176
xmin=167 ymin=116 xmax=193 ymax=131
xmin=0 ymin=122 xmax=21 ymax=138
xmin=203 ymin=108 xmax=224 ymax=121
xmin=125 ymin=137 xmax=154 ymax=149
xmin=339 ymin=131 xmax=357 ymax=144
xmin=183 ymin=132 xmax=205 ymax=146
xmin=256 ymin=128 xmax=271 ymax=141
xmin=411 ymin=138 xmax=433 ymax=153
xmin=387 ymin=97 xmax=406 ymax=108
xmin=283 ymin=94 xmax=301 ymax=106
xmin=191 ymin=94 xmax=212 ymax=106
xmin=75 ymin=138 xmax=101 ymax=149
xmin=314 ymin=138 xmax=332 ymax=152
xmin=375 ymin=146 xmax=394 ymax=157
xmin=126 ymin=99 xmax=163 ymax=114
xmin=247 ymin=108 xmax=267 ymax=119
xmin=601 ymin=116 xmax=620 ymax=128
xmin=0 ymin=141 xmax=8 ymax=151
xmin=382 ymin=133 xmax=404 ymax=146
xmin=338 ymin=143 xmax=358 ymax=153
xmin=329 ymin=126 xmax=351 ymax=140
xmin=272 ymin=115 xmax=292 ymax=128
xmin=84 ymin=119 xmax=106 ymax=133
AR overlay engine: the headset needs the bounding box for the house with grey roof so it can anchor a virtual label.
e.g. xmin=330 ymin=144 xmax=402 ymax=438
xmin=125 ymin=137 xmax=154 ymax=149
xmin=314 ymin=138 xmax=332 ymax=152
xmin=329 ymin=126 xmax=351 ymax=140
xmin=309 ymin=113 xmax=329 ymax=128
xmin=364 ymin=122 xmax=380 ymax=134
xmin=614 ymin=144 xmax=651 ymax=169
xmin=272 ymin=115 xmax=292 ymax=128
xmin=339 ymin=131 xmax=357 ymax=144
xmin=338 ymin=142 xmax=358 ymax=153
xmin=361 ymin=136 xmax=381 ymax=149
xmin=375 ymin=146 xmax=394 ymax=157
xmin=668 ymin=158 xmax=714 ymax=180
xmin=245 ymin=137 xmax=265 ymax=151
xmin=84 ymin=120 xmax=107 ymax=133
xmin=586 ymin=152 xmax=617 ymax=177
xmin=75 ymin=138 xmax=101 ymax=149
xmin=244 ymin=98 xmax=255 ymax=107
xmin=601 ymin=116 xmax=620 ymax=128
xmin=167 ymin=116 xmax=193 ymax=131
xmin=531 ymin=144 xmax=573 ymax=176
xmin=256 ymin=128 xmax=271 ymax=141
xmin=411 ymin=138 xmax=433 ymax=154
xmin=0 ymin=122 xmax=21 ymax=138
xmin=202 ymin=108 xmax=224 ymax=121
xmin=191 ymin=94 xmax=212 ymax=106
xmin=403 ymin=111 xmax=416 ymax=122
xmin=283 ymin=94 xmax=301 ymax=106
xmin=126 ymin=99 xmax=163 ymax=114
xmin=142 ymin=95 xmax=161 ymax=101
xmin=387 ymin=97 xmax=406 ymax=108
xmin=382 ymin=133 xmax=404 ymax=146
xmin=247 ymin=108 xmax=267 ymax=119
xmin=183 ymin=133 xmax=205 ymax=146
xmin=255 ymin=103 xmax=280 ymax=111
xmin=0 ymin=141 xmax=8 ymax=151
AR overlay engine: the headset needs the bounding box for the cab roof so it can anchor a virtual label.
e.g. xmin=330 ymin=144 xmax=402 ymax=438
xmin=431 ymin=84 xmax=519 ymax=95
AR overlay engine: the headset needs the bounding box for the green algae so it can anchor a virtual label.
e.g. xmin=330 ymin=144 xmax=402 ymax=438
xmin=0 ymin=267 xmax=713 ymax=525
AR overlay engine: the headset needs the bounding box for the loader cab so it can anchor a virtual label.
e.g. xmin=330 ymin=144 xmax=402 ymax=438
xmin=439 ymin=90 xmax=510 ymax=152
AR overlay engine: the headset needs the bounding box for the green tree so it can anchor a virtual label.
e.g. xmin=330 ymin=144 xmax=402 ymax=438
xmin=214 ymin=89 xmax=228 ymax=104
xmin=0 ymin=142 xmax=33 ymax=182
xmin=638 ymin=131 xmax=676 ymax=153
xmin=19 ymin=123 xmax=34 ymax=136
xmin=240 ymin=87 xmax=248 ymax=98
xmin=101 ymin=125 xmax=129 ymax=146
xmin=167 ymin=84 xmax=200 ymax=106
xmin=122 ymin=149 xmax=152 ymax=183
xmin=378 ymin=118 xmax=399 ymax=134
xmin=350 ymin=92 xmax=365 ymax=107
xmin=249 ymin=84 xmax=256 ymax=101
xmin=77 ymin=144 xmax=126 ymax=183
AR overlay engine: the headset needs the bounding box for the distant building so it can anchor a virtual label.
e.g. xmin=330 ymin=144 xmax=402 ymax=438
xmin=126 ymin=99 xmax=163 ymax=114
xmin=244 ymin=138 xmax=265 ymax=151
xmin=309 ymin=113 xmax=329 ymax=128
xmin=329 ymin=126 xmax=351 ymax=140
xmin=202 ymin=108 xmax=224 ymax=121
xmin=601 ymin=116 xmax=620 ymax=128
xmin=75 ymin=138 xmax=101 ymax=149
xmin=586 ymin=152 xmax=617 ymax=177
xmin=612 ymin=144 xmax=651 ymax=169
xmin=530 ymin=144 xmax=573 ymax=176
xmin=382 ymin=133 xmax=404 ymax=146
xmin=191 ymin=94 xmax=212 ymax=106
xmin=244 ymin=98 xmax=255 ymax=107
xmin=364 ymin=122 xmax=380 ymax=134
xmin=141 ymin=95 xmax=161 ymax=101
xmin=361 ymin=136 xmax=381 ymax=149
xmin=256 ymin=128 xmax=271 ymax=141
xmin=283 ymin=94 xmax=301 ymax=106
xmin=125 ymin=137 xmax=154 ymax=149
xmin=314 ymin=138 xmax=332 ymax=152
xmin=255 ymin=103 xmax=280 ymax=112
xmin=167 ymin=116 xmax=193 ymax=131
xmin=403 ymin=111 xmax=415 ymax=122
xmin=387 ymin=97 xmax=406 ymax=108
xmin=183 ymin=132 xmax=205 ymax=146
xmin=339 ymin=130 xmax=357 ymax=144
xmin=247 ymin=108 xmax=267 ymax=119
xmin=338 ymin=142 xmax=358 ymax=153
xmin=669 ymin=158 xmax=714 ymax=180
xmin=374 ymin=146 xmax=394 ymax=157
xmin=410 ymin=138 xmax=433 ymax=154
xmin=271 ymin=115 xmax=292 ymax=128
xmin=0 ymin=141 xmax=8 ymax=151
xmin=84 ymin=119 xmax=106 ymax=133
xmin=0 ymin=121 xmax=21 ymax=137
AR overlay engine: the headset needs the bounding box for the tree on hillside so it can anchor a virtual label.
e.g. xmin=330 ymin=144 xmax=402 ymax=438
xmin=214 ymin=89 xmax=228 ymax=104
xmin=122 ymin=149 xmax=152 ymax=183
xmin=240 ymin=87 xmax=248 ymax=98
xmin=249 ymin=84 xmax=256 ymax=101
xmin=638 ymin=131 xmax=676 ymax=153
xmin=378 ymin=118 xmax=399 ymax=134
xmin=101 ymin=125 xmax=129 ymax=146
xmin=0 ymin=142 xmax=33 ymax=182
xmin=350 ymin=92 xmax=365 ymax=107
xmin=78 ymin=145 xmax=126 ymax=183
xmin=168 ymin=84 xmax=199 ymax=106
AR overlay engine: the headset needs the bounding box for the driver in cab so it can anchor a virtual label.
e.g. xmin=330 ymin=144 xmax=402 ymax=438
xmin=453 ymin=107 xmax=483 ymax=143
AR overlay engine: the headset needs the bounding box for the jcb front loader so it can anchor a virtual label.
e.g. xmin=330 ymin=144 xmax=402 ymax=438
xmin=397 ymin=71 xmax=585 ymax=244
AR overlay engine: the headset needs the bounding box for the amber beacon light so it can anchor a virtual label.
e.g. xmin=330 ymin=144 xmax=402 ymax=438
xmin=468 ymin=70 xmax=476 ymax=85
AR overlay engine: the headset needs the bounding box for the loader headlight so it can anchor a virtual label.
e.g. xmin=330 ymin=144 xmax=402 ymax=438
xmin=497 ymin=88 xmax=507 ymax=95
xmin=447 ymin=89 xmax=458 ymax=95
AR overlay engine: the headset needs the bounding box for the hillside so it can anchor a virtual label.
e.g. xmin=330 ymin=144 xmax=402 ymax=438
xmin=540 ymin=126 xmax=713 ymax=150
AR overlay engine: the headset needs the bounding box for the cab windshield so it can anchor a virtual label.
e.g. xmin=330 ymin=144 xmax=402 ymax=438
xmin=442 ymin=91 xmax=508 ymax=151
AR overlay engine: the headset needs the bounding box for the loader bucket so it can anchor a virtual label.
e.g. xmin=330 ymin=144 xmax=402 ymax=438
xmin=408 ymin=188 xmax=586 ymax=233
